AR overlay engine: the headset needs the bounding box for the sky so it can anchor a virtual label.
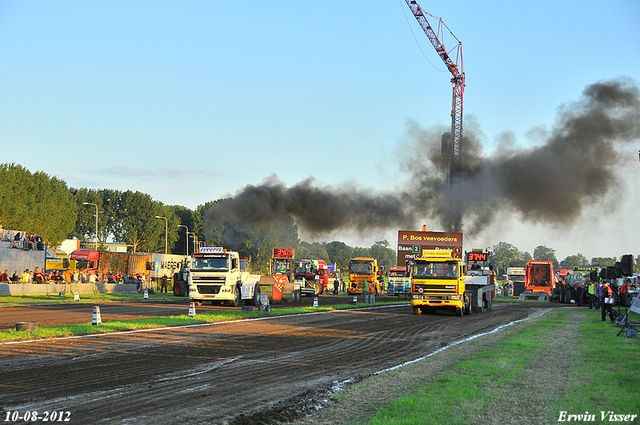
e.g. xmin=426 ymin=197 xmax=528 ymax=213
xmin=1 ymin=0 xmax=639 ymax=261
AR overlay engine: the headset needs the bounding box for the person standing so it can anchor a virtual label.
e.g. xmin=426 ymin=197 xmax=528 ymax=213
xmin=601 ymin=281 xmax=615 ymax=322
xmin=161 ymin=275 xmax=168 ymax=293
xmin=333 ymin=278 xmax=339 ymax=295
xmin=576 ymin=282 xmax=583 ymax=307
xmin=595 ymin=280 xmax=602 ymax=310
xmin=588 ymin=279 xmax=597 ymax=309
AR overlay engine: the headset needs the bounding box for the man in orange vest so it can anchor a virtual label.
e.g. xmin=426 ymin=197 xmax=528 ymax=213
xmin=601 ymin=281 xmax=615 ymax=322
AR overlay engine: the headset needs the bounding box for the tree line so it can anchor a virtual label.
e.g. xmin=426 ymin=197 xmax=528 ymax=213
xmin=0 ymin=163 xmax=397 ymax=274
xmin=488 ymin=241 xmax=640 ymax=276
xmin=2 ymin=164 xmax=636 ymax=276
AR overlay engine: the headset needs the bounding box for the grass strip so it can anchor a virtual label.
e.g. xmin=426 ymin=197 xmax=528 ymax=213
xmin=350 ymin=308 xmax=639 ymax=425
xmin=552 ymin=307 xmax=640 ymax=420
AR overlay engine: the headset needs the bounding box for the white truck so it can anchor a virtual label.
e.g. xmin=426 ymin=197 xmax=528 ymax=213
xmin=506 ymin=266 xmax=526 ymax=297
xmin=187 ymin=247 xmax=262 ymax=306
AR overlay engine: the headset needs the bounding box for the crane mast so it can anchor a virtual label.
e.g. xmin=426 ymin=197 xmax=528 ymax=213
xmin=404 ymin=0 xmax=465 ymax=232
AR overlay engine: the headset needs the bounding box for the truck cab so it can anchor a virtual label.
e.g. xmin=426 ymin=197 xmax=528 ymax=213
xmin=387 ymin=266 xmax=411 ymax=295
xmin=188 ymin=247 xmax=261 ymax=306
xmin=411 ymin=250 xmax=466 ymax=315
xmin=348 ymin=257 xmax=381 ymax=295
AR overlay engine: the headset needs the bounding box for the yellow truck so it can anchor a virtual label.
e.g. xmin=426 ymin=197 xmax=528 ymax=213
xmin=411 ymin=249 xmax=495 ymax=316
xmin=347 ymin=257 xmax=382 ymax=295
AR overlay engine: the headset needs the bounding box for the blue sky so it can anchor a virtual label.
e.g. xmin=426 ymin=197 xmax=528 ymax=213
xmin=2 ymin=0 xmax=639 ymax=260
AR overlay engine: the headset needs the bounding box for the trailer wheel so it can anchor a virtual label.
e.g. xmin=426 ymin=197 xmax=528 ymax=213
xmin=464 ymin=297 xmax=472 ymax=315
xmin=245 ymin=285 xmax=261 ymax=306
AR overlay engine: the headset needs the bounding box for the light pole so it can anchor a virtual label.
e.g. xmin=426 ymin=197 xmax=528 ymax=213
xmin=178 ymin=225 xmax=189 ymax=256
xmin=190 ymin=233 xmax=198 ymax=254
xmin=155 ymin=216 xmax=168 ymax=254
xmin=82 ymin=202 xmax=98 ymax=250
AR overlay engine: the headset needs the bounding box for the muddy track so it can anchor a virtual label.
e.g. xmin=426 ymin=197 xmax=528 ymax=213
xmin=0 ymin=301 xmax=554 ymax=424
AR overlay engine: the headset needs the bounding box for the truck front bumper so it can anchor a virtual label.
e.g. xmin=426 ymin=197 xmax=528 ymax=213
xmin=412 ymin=294 xmax=463 ymax=310
xmin=189 ymin=285 xmax=235 ymax=301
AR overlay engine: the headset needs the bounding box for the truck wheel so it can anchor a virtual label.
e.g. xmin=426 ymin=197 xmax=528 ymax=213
xmin=295 ymin=290 xmax=301 ymax=303
xmin=457 ymin=307 xmax=463 ymax=317
xmin=232 ymin=289 xmax=240 ymax=307
xmin=564 ymin=289 xmax=572 ymax=304
xmin=314 ymin=282 xmax=322 ymax=296
xmin=412 ymin=306 xmax=420 ymax=315
xmin=173 ymin=281 xmax=185 ymax=297
xmin=193 ymin=300 xmax=202 ymax=306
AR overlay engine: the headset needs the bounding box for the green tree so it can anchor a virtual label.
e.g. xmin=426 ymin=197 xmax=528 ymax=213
xmin=489 ymin=241 xmax=526 ymax=277
xmin=326 ymin=241 xmax=353 ymax=269
xmin=559 ymin=253 xmax=589 ymax=269
xmin=635 ymin=255 xmax=640 ymax=274
xmin=0 ymin=163 xmax=76 ymax=246
xmin=369 ymin=240 xmax=397 ymax=271
xmin=591 ymin=257 xmax=617 ymax=268
xmin=533 ymin=245 xmax=558 ymax=267
xmin=70 ymin=188 xmax=108 ymax=244
xmin=114 ymin=191 xmax=165 ymax=252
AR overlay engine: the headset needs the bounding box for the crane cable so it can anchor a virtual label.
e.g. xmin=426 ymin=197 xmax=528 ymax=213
xmin=398 ymin=0 xmax=448 ymax=74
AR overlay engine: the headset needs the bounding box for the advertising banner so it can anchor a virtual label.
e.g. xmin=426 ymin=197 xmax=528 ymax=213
xmin=397 ymin=230 xmax=463 ymax=266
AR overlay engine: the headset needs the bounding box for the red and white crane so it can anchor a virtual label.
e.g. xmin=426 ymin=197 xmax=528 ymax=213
xmin=404 ymin=0 xmax=465 ymax=232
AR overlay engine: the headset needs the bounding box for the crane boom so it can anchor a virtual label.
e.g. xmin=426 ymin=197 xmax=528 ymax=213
xmin=404 ymin=0 xmax=465 ymax=232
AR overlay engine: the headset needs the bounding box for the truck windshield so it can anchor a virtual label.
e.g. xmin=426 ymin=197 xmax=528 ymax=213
xmin=192 ymin=256 xmax=228 ymax=271
xmin=76 ymin=260 xmax=91 ymax=269
xmin=294 ymin=262 xmax=310 ymax=274
xmin=349 ymin=262 xmax=374 ymax=274
xmin=413 ymin=261 xmax=458 ymax=279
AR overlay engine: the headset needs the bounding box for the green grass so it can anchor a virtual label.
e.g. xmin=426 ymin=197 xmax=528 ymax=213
xmin=359 ymin=307 xmax=640 ymax=425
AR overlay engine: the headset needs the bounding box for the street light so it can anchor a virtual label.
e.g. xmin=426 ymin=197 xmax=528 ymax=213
xmin=155 ymin=216 xmax=168 ymax=254
xmin=177 ymin=225 xmax=189 ymax=256
xmin=82 ymin=202 xmax=98 ymax=250
xmin=189 ymin=233 xmax=198 ymax=254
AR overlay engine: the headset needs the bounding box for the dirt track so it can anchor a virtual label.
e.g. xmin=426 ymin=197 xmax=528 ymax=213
xmin=0 ymin=299 xmax=553 ymax=424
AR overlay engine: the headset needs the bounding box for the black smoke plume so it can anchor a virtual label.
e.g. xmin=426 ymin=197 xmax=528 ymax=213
xmin=205 ymin=78 xmax=640 ymax=239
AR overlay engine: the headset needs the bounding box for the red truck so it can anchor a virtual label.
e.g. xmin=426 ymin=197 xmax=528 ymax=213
xmin=70 ymin=249 xmax=152 ymax=280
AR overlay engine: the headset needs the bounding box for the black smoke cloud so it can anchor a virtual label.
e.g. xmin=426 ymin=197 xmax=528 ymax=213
xmin=205 ymin=78 xmax=640 ymax=238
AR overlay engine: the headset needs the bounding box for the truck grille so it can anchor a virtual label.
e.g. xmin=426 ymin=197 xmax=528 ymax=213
xmin=414 ymin=284 xmax=457 ymax=293
xmin=197 ymin=285 xmax=221 ymax=294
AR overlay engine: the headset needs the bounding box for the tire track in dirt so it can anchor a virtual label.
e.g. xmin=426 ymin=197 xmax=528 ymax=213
xmin=0 ymin=302 xmax=553 ymax=424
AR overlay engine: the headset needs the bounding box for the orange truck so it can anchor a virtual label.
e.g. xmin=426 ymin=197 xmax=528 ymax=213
xmin=347 ymin=257 xmax=381 ymax=295
xmin=518 ymin=260 xmax=557 ymax=301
